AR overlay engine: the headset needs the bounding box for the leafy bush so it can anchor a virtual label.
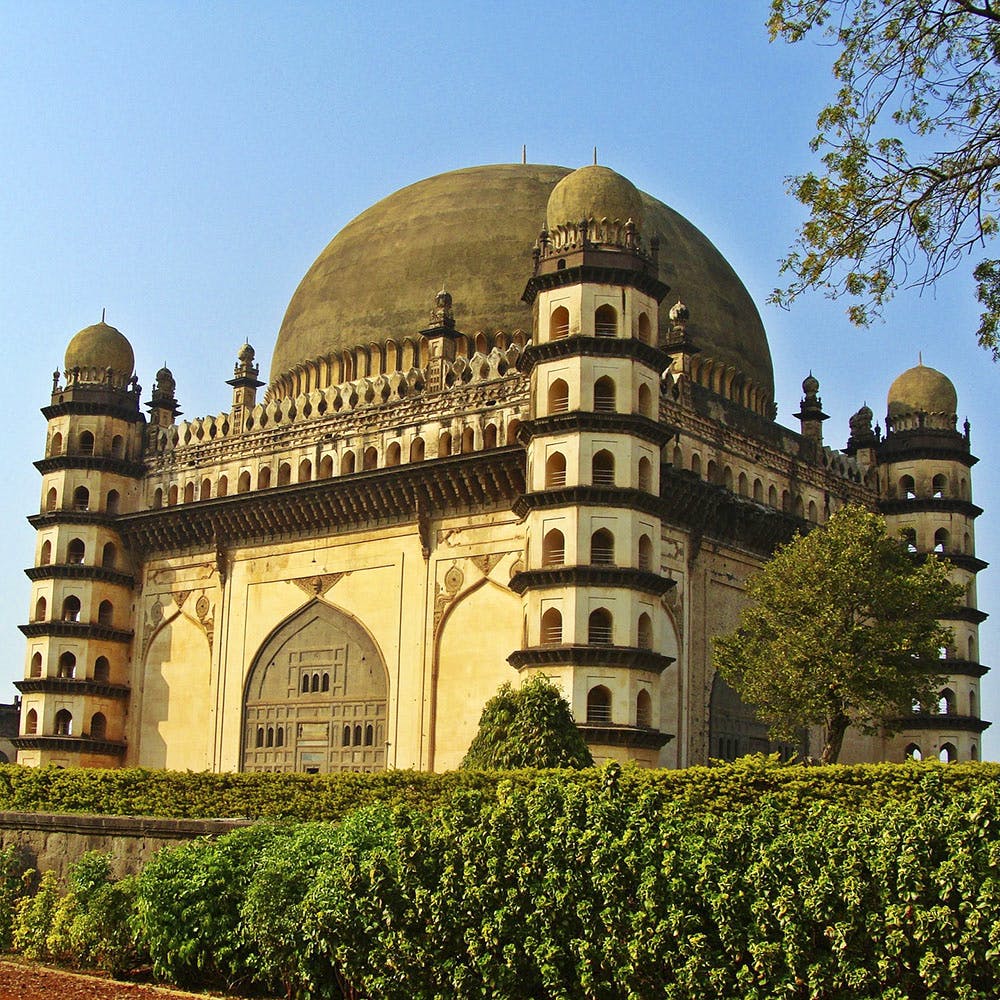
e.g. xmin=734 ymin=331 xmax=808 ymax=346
xmin=0 ymin=844 xmax=24 ymax=952
xmin=12 ymin=869 xmax=59 ymax=960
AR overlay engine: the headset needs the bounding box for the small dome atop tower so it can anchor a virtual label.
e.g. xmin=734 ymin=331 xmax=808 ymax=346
xmin=546 ymin=165 xmax=644 ymax=232
xmin=887 ymin=361 xmax=957 ymax=420
xmin=64 ymin=320 xmax=135 ymax=378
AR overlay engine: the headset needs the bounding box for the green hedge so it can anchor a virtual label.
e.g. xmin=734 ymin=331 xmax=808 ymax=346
xmin=0 ymin=758 xmax=997 ymax=821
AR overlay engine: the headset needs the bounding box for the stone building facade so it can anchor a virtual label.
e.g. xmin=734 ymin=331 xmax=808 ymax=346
xmin=14 ymin=163 xmax=989 ymax=772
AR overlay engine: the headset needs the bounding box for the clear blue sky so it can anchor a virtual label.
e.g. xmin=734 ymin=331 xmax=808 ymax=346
xmin=2 ymin=1 xmax=997 ymax=755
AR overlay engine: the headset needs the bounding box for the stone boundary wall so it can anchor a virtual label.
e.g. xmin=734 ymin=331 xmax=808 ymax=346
xmin=0 ymin=811 xmax=253 ymax=880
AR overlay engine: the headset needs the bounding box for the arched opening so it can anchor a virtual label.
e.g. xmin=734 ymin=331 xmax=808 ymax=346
xmin=637 ymin=612 xmax=653 ymax=649
xmin=364 ymin=724 xmax=374 ymax=746
xmin=737 ymin=472 xmax=748 ymax=496
xmin=321 ymin=673 xmax=330 ymax=693
xmin=256 ymin=727 xmax=264 ymax=748
xmin=590 ymin=528 xmax=615 ymax=565
xmin=636 ymin=689 xmax=653 ymax=727
xmin=904 ymin=743 xmax=922 ymax=761
xmin=49 ymin=432 xmax=63 ymax=456
xmin=353 ymin=725 xmax=363 ymax=746
xmin=900 ymin=475 xmax=916 ymax=499
xmin=593 ymin=376 xmax=616 ymax=413
xmin=672 ymin=445 xmax=683 ymax=468
xmin=73 ymin=486 xmax=89 ymax=511
xmin=971 ymin=744 xmax=980 ymax=761
xmin=266 ymin=727 xmax=274 ymax=748
xmin=808 ymin=500 xmax=818 ymax=522
xmin=793 ymin=495 xmax=804 ymax=518
xmin=362 ymin=447 xmax=379 ymax=470
xmin=540 ymin=608 xmax=562 ymax=645
xmin=549 ymin=305 xmax=570 ymax=340
xmin=46 ymin=487 xmax=58 ymax=512
xmin=461 ymin=427 xmax=475 ymax=453
xmin=438 ymin=432 xmax=452 ymax=457
xmin=181 ymin=481 xmax=194 ymax=504
xmin=319 ymin=455 xmax=334 ymax=478
xmin=67 ymin=538 xmax=85 ymax=564
xmin=39 ymin=540 xmax=52 ymax=566
xmin=216 ymin=476 xmax=228 ymax=497
xmin=106 ymin=490 xmax=120 ymax=515
xmin=938 ymin=689 xmax=956 ymax=715
xmin=298 ymin=460 xmax=313 ymax=483
xmin=101 ymin=541 xmax=117 ymax=569
xmin=200 ymin=478 xmax=212 ymax=500
xmin=385 ymin=443 xmax=401 ymax=467
xmin=301 ymin=674 xmax=309 ymax=694
xmin=970 ymin=689 xmax=978 ymax=715
xmin=638 ymin=534 xmax=653 ymax=571
xmin=768 ymin=484 xmax=777 ymax=507
xmin=547 ymin=379 xmax=570 ymax=414
xmin=168 ymin=484 xmax=179 ymax=506
xmin=111 ymin=435 xmax=124 ymax=459
xmin=341 ymin=451 xmax=356 ymax=475
xmin=542 ymin=529 xmax=565 ymax=567
xmin=588 ymin=608 xmax=613 ymax=645
xmin=545 ymin=451 xmax=567 ymax=488
xmin=238 ymin=471 xmax=251 ymax=493
xmin=637 ymin=311 xmax=652 ymax=344
xmin=902 ymin=528 xmax=917 ymax=553
xmin=507 ymin=419 xmax=521 ymax=443
xmin=932 ymin=474 xmax=947 ymax=497
xmin=934 ymin=528 xmax=949 ymax=553
xmin=258 ymin=467 xmax=272 ymax=490
xmin=592 ymin=450 xmax=615 ymax=486
xmin=276 ymin=726 xmax=284 ymax=747
xmin=33 ymin=597 xmax=46 ymax=622
xmin=723 ymin=466 xmax=734 ymax=491
xmin=409 ymin=438 xmax=425 ymax=463
xmin=586 ymin=685 xmax=612 ymax=722
xmin=78 ymin=431 xmax=95 ymax=456
xmin=753 ymin=478 xmax=763 ymax=502
xmin=277 ymin=463 xmax=292 ymax=486
xmin=312 ymin=672 xmax=321 ymax=693
xmin=939 ymin=743 xmax=957 ymax=763
xmin=61 ymin=595 xmax=81 ymax=622
xmin=594 ymin=304 xmax=617 ymax=337
xmin=90 ymin=712 xmax=107 ymax=740
xmin=24 ymin=709 xmax=37 ymax=735
xmin=54 ymin=709 xmax=72 ymax=736
xmin=638 ymin=456 xmax=653 ymax=492
xmin=94 ymin=656 xmax=110 ymax=682
xmin=29 ymin=652 xmax=42 ymax=678
xmin=483 ymin=424 xmax=498 ymax=449
xmin=98 ymin=600 xmax=114 ymax=627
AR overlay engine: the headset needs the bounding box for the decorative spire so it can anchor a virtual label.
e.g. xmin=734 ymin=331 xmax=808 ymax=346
xmin=428 ymin=288 xmax=455 ymax=330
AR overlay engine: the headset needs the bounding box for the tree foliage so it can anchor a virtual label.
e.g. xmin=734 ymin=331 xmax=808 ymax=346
xmin=460 ymin=675 xmax=594 ymax=770
xmin=769 ymin=0 xmax=1000 ymax=356
xmin=714 ymin=504 xmax=962 ymax=763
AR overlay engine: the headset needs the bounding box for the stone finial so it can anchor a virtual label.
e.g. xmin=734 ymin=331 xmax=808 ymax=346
xmin=668 ymin=300 xmax=689 ymax=328
xmin=847 ymin=403 xmax=876 ymax=451
xmin=429 ymin=289 xmax=455 ymax=330
xmin=802 ymin=372 xmax=820 ymax=397
xmin=154 ymin=366 xmax=176 ymax=400
xmin=233 ymin=342 xmax=260 ymax=381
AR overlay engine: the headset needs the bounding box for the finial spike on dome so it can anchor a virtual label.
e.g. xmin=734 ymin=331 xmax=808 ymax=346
xmin=521 ymin=144 xmax=526 ymax=165
xmin=918 ymin=351 xmax=923 ymax=365
xmin=101 ymin=307 xmax=105 ymax=323
xmin=593 ymin=146 xmax=598 ymax=166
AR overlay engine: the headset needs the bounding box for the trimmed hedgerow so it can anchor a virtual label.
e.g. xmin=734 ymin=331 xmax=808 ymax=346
xmin=0 ymin=758 xmax=998 ymax=822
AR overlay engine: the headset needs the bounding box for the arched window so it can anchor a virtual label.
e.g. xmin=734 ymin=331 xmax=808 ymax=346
xmin=312 ymin=673 xmax=320 ymax=693
xmin=409 ymin=438 xmax=425 ymax=463
xmin=111 ymin=435 xmax=124 ymax=459
xmin=342 ymin=725 xmax=351 ymax=746
xmin=691 ymin=454 xmax=702 ymax=478
xmin=637 ymin=612 xmax=653 ymax=649
xmin=277 ymin=463 xmax=292 ymax=486
xmin=152 ymin=487 xmax=163 ymax=509
xmin=168 ymin=484 xmax=179 ymax=506
xmin=637 ymin=311 xmax=652 ymax=344
xmin=238 ymin=471 xmax=252 ymax=493
xmin=385 ymin=443 xmax=401 ymax=467
xmin=90 ymin=712 xmax=107 ymax=740
xmin=547 ymin=379 xmax=570 ymax=415
xmin=594 ymin=304 xmax=617 ymax=337
xmin=938 ymin=689 xmax=956 ymax=715
xmin=102 ymin=542 xmax=117 ymax=569
xmin=46 ymin=487 xmax=58 ymax=512
xmin=365 ymin=724 xmax=374 ymax=746
xmin=341 ymin=452 xmax=356 ymax=475
xmin=939 ymin=743 xmax=957 ymax=763
xmin=256 ymin=727 xmax=264 ymax=748
xmin=94 ymin=656 xmax=109 ymax=682
xmin=545 ymin=452 xmax=567 ymax=488
xmin=593 ymin=376 xmax=616 ymax=413
xmin=970 ymin=689 xmax=978 ymax=716
xmin=737 ymin=472 xmax=748 ymax=496
xmin=507 ymin=419 xmax=521 ymax=444
xmin=586 ymin=685 xmax=612 ymax=722
xmin=39 ymin=540 xmax=52 ymax=566
xmin=901 ymin=528 xmax=917 ymax=553
xmin=900 ymin=475 xmax=916 ymax=499
xmin=588 ymin=608 xmax=613 ymax=645
xmin=638 ymin=534 xmax=653 ymax=571
xmin=106 ymin=490 xmax=120 ymax=515
xmin=934 ymin=528 xmax=949 ymax=553
xmin=753 ymin=478 xmax=763 ymax=502
xmin=67 ymin=539 xmax=89 ymax=566
xmin=257 ymin=467 xmax=272 ymax=490
xmin=24 ymin=709 xmax=38 ymax=735
xmin=971 ymin=744 xmax=980 ymax=761
xmin=29 ymin=652 xmax=42 ymax=678
xmin=706 ymin=460 xmax=718 ymax=485
xmin=767 ymin=485 xmax=777 ymax=507
xmin=200 ymin=478 xmax=212 ymax=500
xmin=301 ymin=674 xmax=310 ymax=694
xmin=33 ymin=597 xmax=46 ymax=622
xmin=970 ymin=636 xmax=976 ymax=661
xmin=590 ymin=528 xmax=615 ymax=565
xmin=50 ymin=432 xmax=63 ymax=456
xmin=321 ymin=672 xmax=330 ymax=692
xmin=73 ymin=486 xmax=89 ymax=511
xmin=320 ymin=455 xmax=334 ymax=478
xmin=363 ymin=447 xmax=378 ymax=470
xmin=78 ymin=430 xmax=95 ymax=456
xmin=461 ymin=427 xmax=475 ymax=454
xmin=542 ymin=529 xmax=565 ymax=567
xmin=276 ymin=726 xmax=284 ymax=747
xmin=672 ymin=445 xmax=683 ymax=467
xmin=438 ymin=432 xmax=452 ymax=457
xmin=61 ymin=595 xmax=81 ymax=622
xmin=353 ymin=725 xmax=362 ymax=747
xmin=266 ymin=727 xmax=274 ymax=748
xmin=483 ymin=424 xmax=498 ymax=449
xmin=723 ymin=466 xmax=734 ymax=491
xmin=540 ymin=608 xmax=562 ymax=644
xmin=299 ymin=459 xmax=313 ymax=483
xmin=549 ymin=305 xmax=570 ymax=340
xmin=636 ymin=689 xmax=653 ymax=727
xmin=592 ymin=450 xmax=615 ymax=486
xmin=808 ymin=500 xmax=818 ymax=522
xmin=183 ymin=481 xmax=195 ymax=504
xmin=904 ymin=743 xmax=922 ymax=761
xmin=54 ymin=709 xmax=72 ymax=736
xmin=98 ymin=600 xmax=114 ymax=627
xmin=793 ymin=495 xmax=804 ymax=518
xmin=638 ymin=456 xmax=653 ymax=492
xmin=932 ymin=474 xmax=947 ymax=497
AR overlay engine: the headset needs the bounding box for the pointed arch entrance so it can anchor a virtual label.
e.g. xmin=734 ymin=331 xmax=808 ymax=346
xmin=241 ymin=599 xmax=388 ymax=774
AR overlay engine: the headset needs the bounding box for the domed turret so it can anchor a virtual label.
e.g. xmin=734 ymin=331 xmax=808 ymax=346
xmin=546 ymin=165 xmax=644 ymax=232
xmin=887 ymin=362 xmax=957 ymax=421
xmin=64 ymin=320 xmax=135 ymax=379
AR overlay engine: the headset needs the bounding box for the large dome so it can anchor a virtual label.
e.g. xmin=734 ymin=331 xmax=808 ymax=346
xmin=64 ymin=320 xmax=134 ymax=377
xmin=887 ymin=362 xmax=958 ymax=419
xmin=271 ymin=164 xmax=773 ymax=397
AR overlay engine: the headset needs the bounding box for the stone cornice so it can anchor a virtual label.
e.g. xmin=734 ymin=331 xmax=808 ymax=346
xmin=12 ymin=735 xmax=126 ymax=757
xmin=15 ymin=677 xmax=130 ymax=699
xmin=513 ymin=485 xmax=664 ymax=519
xmin=517 ymin=336 xmax=669 ymax=375
xmin=34 ymin=455 xmax=146 ymax=479
xmin=18 ymin=622 xmax=134 ymax=643
xmin=577 ymin=723 xmax=672 ymax=750
xmin=895 ymin=713 xmax=990 ymax=734
xmin=508 ymin=645 xmax=674 ymax=674
xmin=879 ymin=497 xmax=983 ymax=519
xmin=519 ymin=411 xmax=676 ymax=447
xmin=509 ymin=566 xmax=675 ymax=597
xmin=25 ymin=565 xmax=136 ymax=588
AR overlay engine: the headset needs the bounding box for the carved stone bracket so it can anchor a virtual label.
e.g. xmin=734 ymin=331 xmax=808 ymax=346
xmin=293 ymin=572 xmax=347 ymax=598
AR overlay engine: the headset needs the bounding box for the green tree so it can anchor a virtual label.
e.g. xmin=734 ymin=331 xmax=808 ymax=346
xmin=714 ymin=505 xmax=962 ymax=764
xmin=768 ymin=0 xmax=1000 ymax=357
xmin=460 ymin=675 xmax=594 ymax=769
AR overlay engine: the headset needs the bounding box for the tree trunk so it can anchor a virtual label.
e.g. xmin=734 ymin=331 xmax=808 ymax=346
xmin=821 ymin=711 xmax=850 ymax=764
